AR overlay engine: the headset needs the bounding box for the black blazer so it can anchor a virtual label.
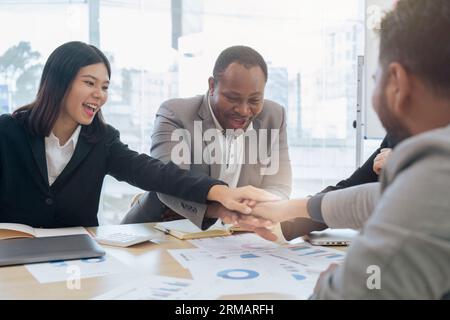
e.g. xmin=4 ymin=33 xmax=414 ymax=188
xmin=320 ymin=135 xmax=397 ymax=193
xmin=0 ymin=114 xmax=223 ymax=228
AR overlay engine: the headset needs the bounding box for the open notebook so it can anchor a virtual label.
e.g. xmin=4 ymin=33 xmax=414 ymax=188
xmin=0 ymin=223 xmax=89 ymax=240
xmin=154 ymin=219 xmax=245 ymax=240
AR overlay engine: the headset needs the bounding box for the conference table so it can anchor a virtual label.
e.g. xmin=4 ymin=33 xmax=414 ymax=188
xmin=0 ymin=223 xmax=345 ymax=300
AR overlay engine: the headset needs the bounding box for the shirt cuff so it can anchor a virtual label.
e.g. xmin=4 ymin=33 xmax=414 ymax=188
xmin=307 ymin=193 xmax=326 ymax=223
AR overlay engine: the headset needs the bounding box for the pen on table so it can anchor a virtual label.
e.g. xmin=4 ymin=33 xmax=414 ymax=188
xmin=159 ymin=226 xmax=170 ymax=235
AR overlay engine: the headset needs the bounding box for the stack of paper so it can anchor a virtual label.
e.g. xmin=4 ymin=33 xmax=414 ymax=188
xmin=91 ymin=233 xmax=346 ymax=300
xmin=167 ymin=233 xmax=346 ymax=299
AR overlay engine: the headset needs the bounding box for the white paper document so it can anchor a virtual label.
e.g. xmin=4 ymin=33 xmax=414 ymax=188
xmin=167 ymin=248 xmax=219 ymax=269
xmin=25 ymin=254 xmax=127 ymax=284
xmin=33 ymin=226 xmax=90 ymax=238
xmin=0 ymin=223 xmax=89 ymax=238
xmin=188 ymin=233 xmax=279 ymax=255
xmin=168 ymin=235 xmax=346 ymax=299
xmin=188 ymin=258 xmax=318 ymax=299
xmin=93 ymin=275 xmax=208 ymax=300
xmin=271 ymin=242 xmax=346 ymax=273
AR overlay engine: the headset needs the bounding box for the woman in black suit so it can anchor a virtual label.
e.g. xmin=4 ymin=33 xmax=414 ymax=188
xmin=0 ymin=41 xmax=277 ymax=228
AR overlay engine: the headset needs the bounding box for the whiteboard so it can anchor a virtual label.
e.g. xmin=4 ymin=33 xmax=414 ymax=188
xmin=364 ymin=0 xmax=396 ymax=139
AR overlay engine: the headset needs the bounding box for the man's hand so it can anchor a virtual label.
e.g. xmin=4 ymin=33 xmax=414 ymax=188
xmin=230 ymin=199 xmax=312 ymax=242
xmin=207 ymin=185 xmax=281 ymax=215
xmin=373 ymin=148 xmax=392 ymax=175
xmin=206 ymin=202 xmax=274 ymax=230
xmin=313 ymin=263 xmax=339 ymax=295
xmin=205 ymin=202 xmax=239 ymax=225
xmin=234 ymin=219 xmax=279 ymax=242
xmin=250 ymin=199 xmax=309 ymax=223
xmin=224 ymin=199 xmax=277 ymax=242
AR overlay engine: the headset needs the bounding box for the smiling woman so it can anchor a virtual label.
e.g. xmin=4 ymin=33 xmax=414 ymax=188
xmin=53 ymin=63 xmax=109 ymax=145
xmin=0 ymin=41 xmax=279 ymax=228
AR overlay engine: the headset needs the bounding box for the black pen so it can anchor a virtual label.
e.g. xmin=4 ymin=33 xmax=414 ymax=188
xmin=160 ymin=226 xmax=170 ymax=235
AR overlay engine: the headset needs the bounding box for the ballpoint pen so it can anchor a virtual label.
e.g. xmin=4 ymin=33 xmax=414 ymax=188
xmin=158 ymin=226 xmax=170 ymax=235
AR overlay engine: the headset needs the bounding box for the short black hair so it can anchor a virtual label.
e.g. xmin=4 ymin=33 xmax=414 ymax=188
xmin=212 ymin=45 xmax=268 ymax=83
xmin=379 ymin=0 xmax=450 ymax=98
xmin=13 ymin=41 xmax=110 ymax=142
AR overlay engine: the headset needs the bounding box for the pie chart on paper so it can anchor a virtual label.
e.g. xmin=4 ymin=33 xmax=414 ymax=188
xmin=217 ymin=269 xmax=260 ymax=280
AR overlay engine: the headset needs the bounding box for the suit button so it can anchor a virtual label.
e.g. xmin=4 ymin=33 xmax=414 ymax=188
xmin=46 ymin=198 xmax=54 ymax=205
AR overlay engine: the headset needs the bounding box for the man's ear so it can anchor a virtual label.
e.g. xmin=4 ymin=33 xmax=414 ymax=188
xmin=208 ymin=77 xmax=215 ymax=95
xmin=385 ymin=62 xmax=412 ymax=117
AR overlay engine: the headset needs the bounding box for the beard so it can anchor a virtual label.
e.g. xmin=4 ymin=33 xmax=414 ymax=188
xmin=375 ymin=86 xmax=412 ymax=145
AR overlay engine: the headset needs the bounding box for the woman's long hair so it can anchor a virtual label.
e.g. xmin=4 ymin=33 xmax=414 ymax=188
xmin=13 ymin=41 xmax=111 ymax=142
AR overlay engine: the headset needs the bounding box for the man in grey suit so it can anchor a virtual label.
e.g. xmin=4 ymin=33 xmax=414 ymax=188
xmin=122 ymin=45 xmax=300 ymax=231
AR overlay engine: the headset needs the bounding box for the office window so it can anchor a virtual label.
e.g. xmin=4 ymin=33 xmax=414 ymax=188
xmin=0 ymin=0 xmax=369 ymax=225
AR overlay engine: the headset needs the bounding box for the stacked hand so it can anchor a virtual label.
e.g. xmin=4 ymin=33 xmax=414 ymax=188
xmin=205 ymin=201 xmax=280 ymax=241
xmin=207 ymin=185 xmax=281 ymax=214
xmin=207 ymin=185 xmax=312 ymax=241
xmin=206 ymin=185 xmax=283 ymax=241
xmin=205 ymin=201 xmax=272 ymax=229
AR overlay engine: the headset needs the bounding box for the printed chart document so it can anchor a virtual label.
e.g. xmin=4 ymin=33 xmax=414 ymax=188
xmin=188 ymin=233 xmax=279 ymax=255
xmin=166 ymin=234 xmax=346 ymax=299
xmin=93 ymin=275 xmax=208 ymax=300
xmin=168 ymin=248 xmax=221 ymax=269
xmin=0 ymin=223 xmax=88 ymax=240
xmin=188 ymin=258 xmax=317 ymax=299
xmin=25 ymin=254 xmax=127 ymax=283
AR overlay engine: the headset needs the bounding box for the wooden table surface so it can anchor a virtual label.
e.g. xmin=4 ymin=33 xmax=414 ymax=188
xmin=0 ymin=223 xmax=346 ymax=300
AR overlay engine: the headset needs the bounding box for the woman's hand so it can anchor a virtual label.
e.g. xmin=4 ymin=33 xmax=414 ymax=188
xmin=207 ymin=185 xmax=281 ymax=215
xmin=373 ymin=148 xmax=392 ymax=175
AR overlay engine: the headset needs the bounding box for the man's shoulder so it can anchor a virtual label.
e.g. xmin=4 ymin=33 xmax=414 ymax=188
xmin=157 ymin=95 xmax=205 ymax=119
xmin=393 ymin=125 xmax=450 ymax=161
xmin=256 ymin=99 xmax=286 ymax=126
xmin=262 ymin=99 xmax=284 ymax=113
xmin=386 ymin=125 xmax=450 ymax=180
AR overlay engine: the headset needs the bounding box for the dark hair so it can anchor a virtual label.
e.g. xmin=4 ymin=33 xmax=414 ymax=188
xmin=212 ymin=45 xmax=268 ymax=83
xmin=13 ymin=41 xmax=111 ymax=142
xmin=379 ymin=0 xmax=450 ymax=98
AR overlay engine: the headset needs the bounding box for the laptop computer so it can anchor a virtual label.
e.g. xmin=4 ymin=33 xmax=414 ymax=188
xmin=304 ymin=228 xmax=359 ymax=246
xmin=0 ymin=234 xmax=105 ymax=267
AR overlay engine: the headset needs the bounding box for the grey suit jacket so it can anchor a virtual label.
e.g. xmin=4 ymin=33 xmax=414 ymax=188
xmin=122 ymin=92 xmax=292 ymax=229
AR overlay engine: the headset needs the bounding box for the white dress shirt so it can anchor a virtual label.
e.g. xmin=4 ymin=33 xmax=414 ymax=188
xmin=44 ymin=126 xmax=81 ymax=186
xmin=207 ymin=95 xmax=250 ymax=230
xmin=207 ymin=96 xmax=288 ymax=243
xmin=207 ymin=95 xmax=253 ymax=188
